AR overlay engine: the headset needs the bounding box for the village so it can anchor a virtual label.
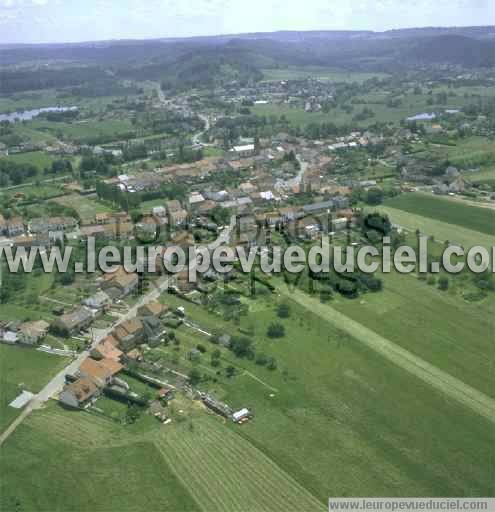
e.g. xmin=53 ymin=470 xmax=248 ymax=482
xmin=1 ymin=30 xmax=495 ymax=508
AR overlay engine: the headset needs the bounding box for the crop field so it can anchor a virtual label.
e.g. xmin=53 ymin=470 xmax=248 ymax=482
xmin=155 ymin=415 xmax=325 ymax=512
xmin=0 ymin=345 xmax=68 ymax=432
xmin=383 ymin=193 xmax=495 ymax=237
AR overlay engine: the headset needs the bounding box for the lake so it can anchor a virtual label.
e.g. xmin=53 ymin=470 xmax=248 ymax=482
xmin=0 ymin=106 xmax=78 ymax=123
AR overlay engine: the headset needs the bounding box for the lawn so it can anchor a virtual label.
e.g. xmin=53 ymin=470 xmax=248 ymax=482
xmin=0 ymin=345 xmax=69 ymax=432
xmin=383 ymin=192 xmax=494 ymax=238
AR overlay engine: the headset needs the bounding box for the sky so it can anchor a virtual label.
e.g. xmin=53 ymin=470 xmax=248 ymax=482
xmin=0 ymin=0 xmax=492 ymax=44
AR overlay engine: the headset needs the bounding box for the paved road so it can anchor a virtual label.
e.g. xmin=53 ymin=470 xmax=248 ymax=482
xmin=0 ymin=217 xmax=235 ymax=447
xmin=276 ymin=283 xmax=495 ymax=425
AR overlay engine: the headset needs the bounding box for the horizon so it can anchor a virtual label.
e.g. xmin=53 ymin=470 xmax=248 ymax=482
xmin=1 ymin=23 xmax=494 ymax=47
xmin=0 ymin=0 xmax=492 ymax=45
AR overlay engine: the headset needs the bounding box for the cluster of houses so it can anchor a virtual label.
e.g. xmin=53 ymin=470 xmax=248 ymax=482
xmin=0 ymin=319 xmax=50 ymax=346
xmin=58 ymin=297 xmax=171 ymax=409
xmin=0 ymin=214 xmax=79 ymax=248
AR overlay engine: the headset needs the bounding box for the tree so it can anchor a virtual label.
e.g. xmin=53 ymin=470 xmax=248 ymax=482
xmin=188 ymin=368 xmax=201 ymax=386
xmin=427 ymin=275 xmax=436 ymax=286
xmin=125 ymin=404 xmax=141 ymax=424
xmin=267 ymin=322 xmax=285 ymax=338
xmin=225 ymin=366 xmax=236 ymax=378
xmin=438 ymin=276 xmax=449 ymax=291
xmin=230 ymin=336 xmax=254 ymax=358
xmin=276 ymin=303 xmax=290 ymax=318
xmin=255 ymin=353 xmax=268 ymax=366
xmin=267 ymin=357 xmax=277 ymax=371
xmin=365 ymin=187 xmax=384 ymax=206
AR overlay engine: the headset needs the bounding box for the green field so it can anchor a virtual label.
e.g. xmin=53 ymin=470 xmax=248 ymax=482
xmin=378 ymin=205 xmax=495 ymax=249
xmin=469 ymin=165 xmax=495 ymax=186
xmin=383 ymin=193 xmax=494 ymax=238
xmin=261 ymin=68 xmax=388 ymax=83
xmin=0 ymin=88 xmax=143 ymax=114
xmin=1 ymin=403 xmax=324 ymax=512
xmin=0 ymin=345 xmax=68 ymax=432
xmin=424 ymin=137 xmax=495 ymax=170
xmin=328 ymin=270 xmax=495 ymax=398
xmin=162 ymin=289 xmax=495 ymax=498
xmin=52 ymin=194 xmax=115 ymax=223
xmin=2 ymin=151 xmax=56 ymax=171
xmin=28 ymin=118 xmax=134 ymax=143
xmin=0 ymin=406 xmax=200 ymax=512
xmin=2 ymin=281 xmax=495 ymax=508
xmin=251 ymin=91 xmax=478 ymax=128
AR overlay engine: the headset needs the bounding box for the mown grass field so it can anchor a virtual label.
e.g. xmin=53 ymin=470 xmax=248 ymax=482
xmin=0 ymin=345 xmax=68 ymax=432
xmin=383 ymin=193 xmax=494 ymax=238
xmin=221 ymin=291 xmax=495 ymax=499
